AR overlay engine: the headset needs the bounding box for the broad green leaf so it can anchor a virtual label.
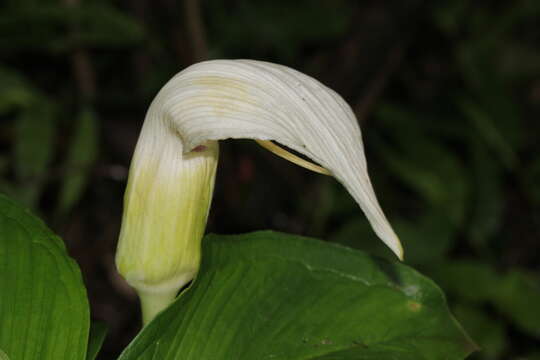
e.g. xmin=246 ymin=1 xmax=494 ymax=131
xmin=57 ymin=108 xmax=98 ymax=215
xmin=0 ymin=194 xmax=90 ymax=359
xmin=119 ymin=231 xmax=476 ymax=360
xmin=86 ymin=322 xmax=107 ymax=360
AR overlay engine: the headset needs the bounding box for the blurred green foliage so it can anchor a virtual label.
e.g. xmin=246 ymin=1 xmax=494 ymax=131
xmin=0 ymin=0 xmax=538 ymax=359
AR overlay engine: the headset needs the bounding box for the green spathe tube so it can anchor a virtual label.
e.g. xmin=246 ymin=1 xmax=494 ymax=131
xmin=116 ymin=111 xmax=218 ymax=324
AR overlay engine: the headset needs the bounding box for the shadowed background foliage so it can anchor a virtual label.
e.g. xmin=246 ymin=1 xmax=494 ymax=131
xmin=0 ymin=0 xmax=539 ymax=359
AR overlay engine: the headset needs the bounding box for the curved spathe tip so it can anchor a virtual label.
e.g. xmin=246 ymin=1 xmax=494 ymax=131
xmin=148 ymin=59 xmax=404 ymax=259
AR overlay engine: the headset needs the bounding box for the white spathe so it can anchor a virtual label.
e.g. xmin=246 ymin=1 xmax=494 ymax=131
xmin=153 ymin=59 xmax=403 ymax=259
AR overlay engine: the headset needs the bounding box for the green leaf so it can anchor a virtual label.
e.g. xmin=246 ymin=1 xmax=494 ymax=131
xmin=0 ymin=194 xmax=90 ymax=359
xmin=330 ymin=214 xmax=455 ymax=266
xmin=494 ymin=270 xmax=540 ymax=337
xmin=119 ymin=231 xmax=476 ymax=360
xmin=429 ymin=261 xmax=499 ymax=303
xmin=452 ymin=304 xmax=507 ymax=360
xmin=459 ymin=98 xmax=518 ymax=169
xmin=207 ymin=0 xmax=351 ymax=60
xmin=395 ymin=215 xmax=456 ymax=266
xmin=466 ymin=143 xmax=504 ymax=249
xmin=86 ymin=322 xmax=107 ymax=360
xmin=65 ymin=3 xmax=144 ymax=50
xmin=0 ymin=67 xmax=35 ymax=112
xmin=14 ymin=98 xmax=57 ymax=207
xmin=0 ymin=4 xmax=144 ymax=53
xmin=375 ymin=105 xmax=471 ymax=227
xmin=56 ymin=108 xmax=99 ymax=216
xmin=430 ymin=261 xmax=540 ymax=337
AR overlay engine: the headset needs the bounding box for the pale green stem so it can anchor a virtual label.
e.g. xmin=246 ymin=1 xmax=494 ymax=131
xmin=138 ymin=289 xmax=178 ymax=326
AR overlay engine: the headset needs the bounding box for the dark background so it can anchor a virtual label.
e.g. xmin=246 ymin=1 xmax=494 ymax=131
xmin=1 ymin=0 xmax=539 ymax=359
